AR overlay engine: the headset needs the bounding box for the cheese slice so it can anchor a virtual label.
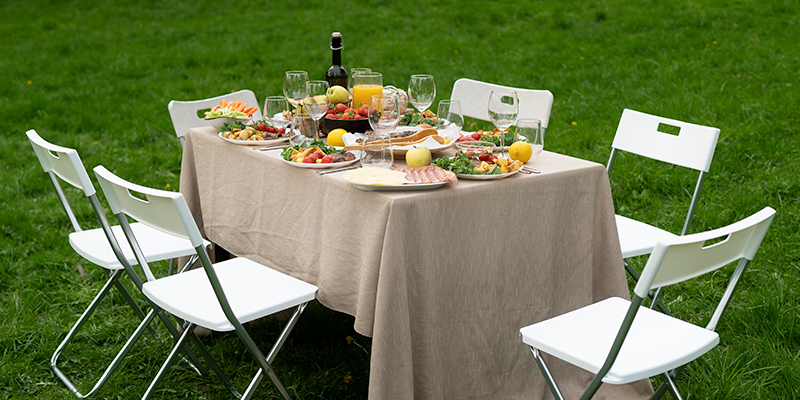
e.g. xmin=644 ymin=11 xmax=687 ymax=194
xmin=344 ymin=167 xmax=410 ymax=185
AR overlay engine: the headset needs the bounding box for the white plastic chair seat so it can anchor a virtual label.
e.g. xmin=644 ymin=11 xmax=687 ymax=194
xmin=142 ymin=257 xmax=317 ymax=332
xmin=520 ymin=297 xmax=719 ymax=384
xmin=69 ymin=223 xmax=209 ymax=270
xmin=615 ymin=215 xmax=679 ymax=259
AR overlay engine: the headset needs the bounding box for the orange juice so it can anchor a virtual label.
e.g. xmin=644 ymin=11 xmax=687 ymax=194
xmin=352 ymin=85 xmax=384 ymax=108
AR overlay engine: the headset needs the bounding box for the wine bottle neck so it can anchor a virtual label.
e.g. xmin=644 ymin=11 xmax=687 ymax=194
xmin=332 ymin=49 xmax=341 ymax=66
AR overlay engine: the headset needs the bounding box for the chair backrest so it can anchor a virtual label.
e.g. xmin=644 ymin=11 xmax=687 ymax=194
xmin=607 ymin=109 xmax=721 ymax=236
xmin=609 ymin=108 xmax=720 ymax=173
xmin=167 ymin=89 xmax=263 ymax=143
xmin=93 ymin=166 xmax=204 ymax=281
xmin=450 ymin=78 xmax=554 ymax=130
xmin=636 ymin=207 xmax=774 ymax=332
xmin=27 ymin=129 xmax=97 ymax=232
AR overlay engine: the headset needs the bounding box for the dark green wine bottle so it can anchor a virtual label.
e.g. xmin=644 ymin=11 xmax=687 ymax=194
xmin=326 ymin=32 xmax=348 ymax=89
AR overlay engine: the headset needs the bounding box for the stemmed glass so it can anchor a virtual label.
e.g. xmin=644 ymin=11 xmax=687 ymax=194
xmin=263 ymin=96 xmax=290 ymax=130
xmin=487 ymin=90 xmax=519 ymax=158
xmin=362 ymin=93 xmax=400 ymax=168
xmin=283 ymin=70 xmax=309 ymax=111
xmin=408 ymin=74 xmax=436 ymax=114
xmin=436 ymin=99 xmax=463 ymax=137
xmin=303 ymin=80 xmax=330 ymax=141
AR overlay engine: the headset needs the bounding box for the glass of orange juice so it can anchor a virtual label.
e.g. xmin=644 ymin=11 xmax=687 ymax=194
xmin=352 ymin=72 xmax=383 ymax=108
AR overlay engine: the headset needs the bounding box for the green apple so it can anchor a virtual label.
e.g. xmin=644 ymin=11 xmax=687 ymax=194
xmin=406 ymin=146 xmax=431 ymax=168
xmin=313 ymin=94 xmax=328 ymax=104
xmin=327 ymin=85 xmax=350 ymax=104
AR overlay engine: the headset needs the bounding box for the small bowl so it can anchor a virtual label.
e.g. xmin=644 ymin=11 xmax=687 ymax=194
xmin=206 ymin=116 xmax=250 ymax=130
xmin=455 ymin=140 xmax=497 ymax=158
xmin=322 ymin=117 xmax=371 ymax=135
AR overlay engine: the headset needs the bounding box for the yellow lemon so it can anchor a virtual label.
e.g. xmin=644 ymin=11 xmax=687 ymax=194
xmin=327 ymin=128 xmax=347 ymax=146
xmin=509 ymin=141 xmax=533 ymax=163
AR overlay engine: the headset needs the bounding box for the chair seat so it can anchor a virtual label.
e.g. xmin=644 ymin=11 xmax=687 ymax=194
xmin=520 ymin=297 xmax=719 ymax=384
xmin=142 ymin=257 xmax=318 ymax=332
xmin=616 ymin=214 xmax=679 ymax=258
xmin=69 ymin=223 xmax=207 ymax=270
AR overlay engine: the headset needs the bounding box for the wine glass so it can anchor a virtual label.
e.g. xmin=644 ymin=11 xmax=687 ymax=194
xmin=303 ymin=80 xmax=330 ymax=141
xmin=435 ymin=99 xmax=463 ymax=137
xmin=291 ymin=114 xmax=317 ymax=146
xmin=283 ymin=70 xmax=309 ymax=111
xmin=487 ymin=90 xmax=519 ymax=158
xmin=516 ymin=118 xmax=544 ymax=160
xmin=362 ymin=93 xmax=400 ymax=169
xmin=408 ymin=74 xmax=436 ymax=114
xmin=263 ymin=96 xmax=290 ymax=129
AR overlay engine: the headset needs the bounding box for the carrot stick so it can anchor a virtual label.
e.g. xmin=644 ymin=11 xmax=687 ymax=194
xmin=236 ymin=101 xmax=246 ymax=112
xmin=244 ymin=106 xmax=257 ymax=116
xmin=220 ymin=99 xmax=228 ymax=108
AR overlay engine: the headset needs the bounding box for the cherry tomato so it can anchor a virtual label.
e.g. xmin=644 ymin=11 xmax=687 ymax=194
xmin=277 ymin=127 xmax=285 ymax=134
xmin=267 ymin=126 xmax=277 ymax=133
xmin=256 ymin=123 xmax=267 ymax=132
xmin=321 ymin=155 xmax=333 ymax=163
xmin=312 ymin=151 xmax=324 ymax=159
xmin=471 ymin=132 xmax=482 ymax=141
xmin=302 ymin=156 xmax=315 ymax=163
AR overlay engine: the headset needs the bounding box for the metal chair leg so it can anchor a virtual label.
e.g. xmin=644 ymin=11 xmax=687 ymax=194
xmin=51 ymin=269 xmax=156 ymax=397
xmin=529 ymin=347 xmax=566 ymax=400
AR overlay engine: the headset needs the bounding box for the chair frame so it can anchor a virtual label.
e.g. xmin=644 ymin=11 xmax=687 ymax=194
xmin=524 ymin=207 xmax=775 ymax=400
xmin=607 ymin=109 xmax=720 ymax=313
xmin=167 ymin=89 xmax=262 ymax=147
xmin=451 ymin=78 xmax=554 ymax=134
xmin=93 ymin=165 xmax=314 ymax=400
xmin=27 ymin=130 xmax=212 ymax=398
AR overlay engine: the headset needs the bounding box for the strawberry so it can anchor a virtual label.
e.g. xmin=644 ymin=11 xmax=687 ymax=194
xmin=357 ymin=104 xmax=369 ymax=116
xmin=335 ymin=103 xmax=348 ymax=113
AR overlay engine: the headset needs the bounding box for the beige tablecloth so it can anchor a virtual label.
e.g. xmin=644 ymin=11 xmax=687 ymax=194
xmin=180 ymin=126 xmax=653 ymax=399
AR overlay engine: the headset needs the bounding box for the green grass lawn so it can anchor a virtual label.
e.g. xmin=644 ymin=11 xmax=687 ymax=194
xmin=1 ymin=0 xmax=799 ymax=398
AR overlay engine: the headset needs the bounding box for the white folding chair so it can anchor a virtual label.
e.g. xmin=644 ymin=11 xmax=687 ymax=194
xmin=451 ymin=78 xmax=554 ymax=134
xmin=520 ymin=207 xmax=775 ymax=400
xmin=167 ymin=89 xmax=262 ymax=147
xmin=607 ymin=109 xmax=720 ymax=313
xmin=26 ymin=129 xmax=212 ymax=397
xmin=93 ymin=165 xmax=318 ymax=400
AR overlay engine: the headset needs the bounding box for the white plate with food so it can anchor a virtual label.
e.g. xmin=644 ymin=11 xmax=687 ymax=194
xmin=456 ymin=169 xmax=521 ymax=180
xmin=342 ymin=127 xmax=459 ymax=156
xmin=218 ymin=132 xmax=291 ymax=146
xmin=342 ymin=166 xmax=456 ymax=191
xmin=282 ymin=154 xmax=360 ymax=169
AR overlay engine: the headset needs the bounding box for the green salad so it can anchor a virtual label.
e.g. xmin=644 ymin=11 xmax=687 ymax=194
xmin=280 ymin=140 xmax=344 ymax=161
xmin=433 ymin=154 xmax=502 ymax=175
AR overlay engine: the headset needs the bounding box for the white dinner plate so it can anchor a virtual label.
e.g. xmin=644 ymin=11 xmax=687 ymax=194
xmin=342 ymin=176 xmax=448 ymax=191
xmin=456 ymin=169 xmax=521 ymax=180
xmin=281 ymin=154 xmax=360 ymax=169
xmin=218 ymin=132 xmax=291 ymax=146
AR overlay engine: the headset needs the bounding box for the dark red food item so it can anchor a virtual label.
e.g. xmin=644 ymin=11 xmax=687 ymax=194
xmin=312 ymin=151 xmax=324 ymax=159
xmin=256 ymin=123 xmax=267 ymax=132
xmin=302 ymin=156 xmax=315 ymax=163
xmin=336 ymin=103 xmax=348 ymax=113
xmin=471 ymin=132 xmax=482 ymax=141
xmin=321 ymin=155 xmax=333 ymax=163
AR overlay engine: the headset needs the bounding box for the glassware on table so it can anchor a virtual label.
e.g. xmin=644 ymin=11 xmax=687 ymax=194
xmin=291 ymin=114 xmax=317 ymax=145
xmin=283 ymin=70 xmax=309 ymax=111
xmin=263 ymin=96 xmax=290 ymax=129
xmin=435 ymin=99 xmax=463 ymax=136
xmin=351 ymin=72 xmax=383 ymax=109
xmin=349 ymin=67 xmax=372 ymax=97
xmin=487 ymin=90 xmax=519 ymax=158
xmin=361 ymin=93 xmax=400 ymax=169
xmin=515 ymin=118 xmax=544 ymax=160
xmin=303 ymin=80 xmax=330 ymax=140
xmin=408 ymin=74 xmax=436 ymax=114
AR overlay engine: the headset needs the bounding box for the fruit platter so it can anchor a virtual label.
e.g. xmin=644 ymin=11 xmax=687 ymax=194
xmin=280 ymin=140 xmax=359 ymax=169
xmin=217 ymin=120 xmax=291 ymax=146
